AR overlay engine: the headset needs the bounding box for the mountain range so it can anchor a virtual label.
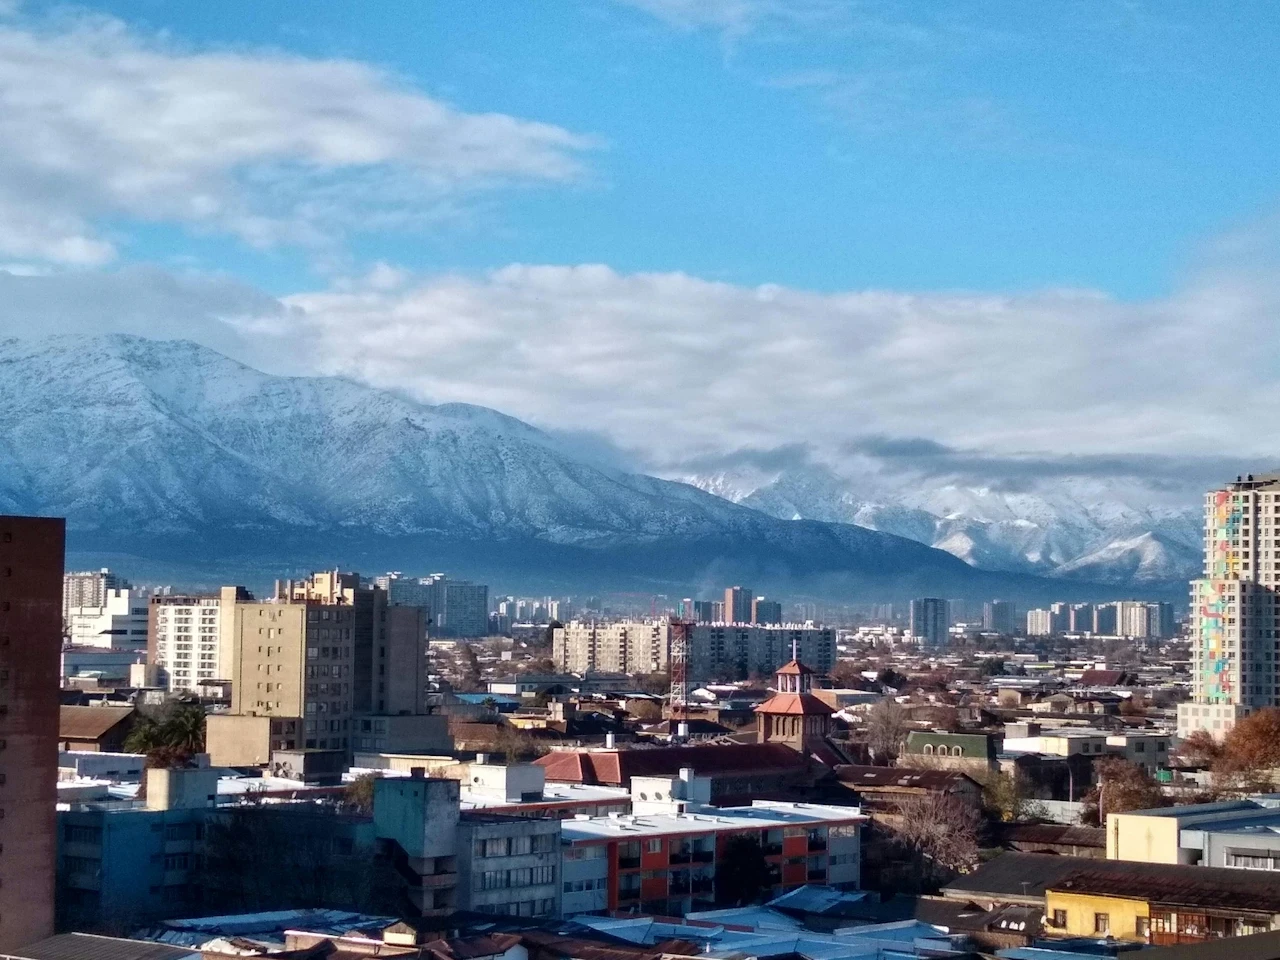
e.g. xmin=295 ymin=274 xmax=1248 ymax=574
xmin=682 ymin=465 xmax=1203 ymax=584
xmin=0 ymin=335 xmax=1181 ymax=601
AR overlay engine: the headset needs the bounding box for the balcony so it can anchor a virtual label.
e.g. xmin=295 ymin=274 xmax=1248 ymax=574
xmin=691 ymin=877 xmax=714 ymax=894
xmin=419 ymin=871 xmax=458 ymax=888
xmin=808 ymin=869 xmax=826 ymax=881
xmin=670 ymin=879 xmax=691 ymax=895
xmin=670 ymin=850 xmax=692 ymax=865
xmin=618 ymin=856 xmax=642 ymax=870
xmin=807 ymin=838 xmax=827 ymax=852
xmin=691 ymin=850 xmax=714 ymax=863
xmin=763 ymin=843 xmax=783 ymax=856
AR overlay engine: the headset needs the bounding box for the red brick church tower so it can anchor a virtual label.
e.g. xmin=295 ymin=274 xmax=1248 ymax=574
xmin=754 ymin=655 xmax=834 ymax=755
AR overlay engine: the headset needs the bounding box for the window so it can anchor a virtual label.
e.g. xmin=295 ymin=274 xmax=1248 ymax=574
xmin=1051 ymin=910 xmax=1067 ymax=928
xmin=646 ymin=839 xmax=663 ymax=854
xmin=1136 ymin=917 xmax=1150 ymax=939
xmin=1094 ymin=913 xmax=1110 ymax=935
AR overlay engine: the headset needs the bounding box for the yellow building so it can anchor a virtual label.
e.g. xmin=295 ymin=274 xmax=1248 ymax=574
xmin=1045 ymin=888 xmax=1150 ymax=941
xmin=1106 ymin=809 xmax=1182 ymax=863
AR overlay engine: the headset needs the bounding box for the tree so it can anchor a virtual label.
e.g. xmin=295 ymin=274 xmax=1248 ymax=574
xmin=123 ymin=701 xmax=206 ymax=766
xmin=1218 ymin=708 xmax=1280 ymax=773
xmin=893 ymin=793 xmax=981 ymax=889
xmin=983 ymin=771 xmax=1044 ymax=823
xmin=458 ymin=645 xmax=483 ymax=692
xmin=344 ymin=773 xmax=377 ymax=815
xmin=715 ymin=835 xmax=771 ymax=906
xmin=831 ymin=660 xmax=866 ymax=688
xmin=628 ymin=699 xmax=662 ymax=721
xmin=1082 ymin=757 xmax=1166 ymax=824
xmin=866 ymin=698 xmax=909 ymax=762
xmin=876 ymin=668 xmax=908 ymax=690
xmin=630 ymin=672 xmax=670 ymax=696
xmin=1175 ymin=729 xmax=1222 ymax=766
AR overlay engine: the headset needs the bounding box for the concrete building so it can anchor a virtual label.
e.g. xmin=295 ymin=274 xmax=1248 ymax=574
xmin=553 ymin=620 xmax=835 ymax=680
xmin=1179 ymin=474 xmax=1280 ymax=738
xmin=0 ymin=515 xmax=63 ymax=952
xmin=149 ymin=587 xmax=251 ymax=693
xmin=1050 ymin=602 xmax=1071 ymax=634
xmin=751 ymin=597 xmax=783 ymax=626
xmin=983 ymin=601 xmax=1016 ymax=635
xmin=457 ymin=814 xmax=561 ymax=918
xmin=1106 ymin=800 xmax=1280 ymax=869
xmin=755 ymin=659 xmax=834 ymax=756
xmin=1093 ymin=602 xmax=1119 ymax=636
xmin=1069 ymin=603 xmax=1095 ymax=633
xmin=560 ymin=778 xmax=863 ymax=917
xmin=66 ymin=588 xmax=149 ymax=650
xmin=909 ymin=598 xmax=949 ymax=648
xmin=1027 ymin=609 xmax=1053 ymax=637
xmin=62 ymin=568 xmax=128 ymax=626
xmin=207 ymin=570 xmax=432 ymax=765
xmin=725 ymin=586 xmax=754 ymax=625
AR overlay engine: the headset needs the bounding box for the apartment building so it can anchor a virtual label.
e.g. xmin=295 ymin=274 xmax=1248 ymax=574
xmin=66 ymin=588 xmax=149 ymax=649
xmin=208 ymin=570 xmax=431 ymax=765
xmin=378 ymin=573 xmax=489 ymax=638
xmin=560 ymin=785 xmax=863 ymax=917
xmin=984 ymin=600 xmax=1017 ymax=634
xmin=553 ymin=621 xmax=836 ymax=680
xmin=910 ymin=598 xmax=949 ymax=647
xmin=62 ymin=568 xmax=128 ymax=625
xmin=1027 ymin=608 xmax=1053 ymax=637
xmin=0 ymin=515 xmax=64 ymax=952
xmin=1179 ymin=474 xmax=1280 ymax=738
xmin=149 ymin=587 xmax=251 ymax=693
xmin=751 ymin=598 xmax=783 ymax=626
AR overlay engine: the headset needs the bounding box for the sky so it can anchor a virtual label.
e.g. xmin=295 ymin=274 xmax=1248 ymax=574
xmin=2 ymin=0 xmax=1279 ymax=494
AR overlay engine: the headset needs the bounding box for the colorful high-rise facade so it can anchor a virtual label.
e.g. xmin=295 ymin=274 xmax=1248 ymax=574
xmin=1178 ymin=475 xmax=1280 ymax=739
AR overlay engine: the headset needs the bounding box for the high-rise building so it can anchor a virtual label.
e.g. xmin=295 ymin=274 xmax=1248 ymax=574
xmin=1049 ymin=602 xmax=1071 ymax=634
xmin=553 ymin=621 xmax=835 ymax=680
xmin=1148 ymin=601 xmax=1176 ymax=639
xmin=61 ymin=568 xmax=128 ymax=625
xmin=1026 ymin=608 xmax=1053 ymax=637
xmin=724 ymin=586 xmax=754 ymax=625
xmin=381 ymin=573 xmax=489 ymax=638
xmin=65 ymin=587 xmax=150 ymax=649
xmin=983 ymin=600 xmax=1016 ymax=635
xmin=1093 ymin=602 xmax=1118 ymax=635
xmin=1179 ymin=474 xmax=1280 ymax=739
xmin=207 ymin=570 xmax=431 ymax=764
xmin=149 ymin=587 xmax=252 ymax=693
xmin=0 ymin=516 xmax=64 ymax=950
xmin=908 ymin=598 xmax=949 ymax=647
xmin=751 ymin=597 xmax=783 ymax=625
xmin=1069 ymin=603 xmax=1094 ymax=633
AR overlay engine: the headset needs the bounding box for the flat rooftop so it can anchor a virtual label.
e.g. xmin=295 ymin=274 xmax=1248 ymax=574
xmin=561 ymin=800 xmax=864 ymax=842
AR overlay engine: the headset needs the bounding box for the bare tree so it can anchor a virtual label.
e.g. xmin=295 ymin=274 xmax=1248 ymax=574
xmin=894 ymin=793 xmax=981 ymax=889
xmin=866 ymin=698 xmax=909 ymax=762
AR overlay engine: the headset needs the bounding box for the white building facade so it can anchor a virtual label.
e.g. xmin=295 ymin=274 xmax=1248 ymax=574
xmin=66 ymin=588 xmax=149 ymax=650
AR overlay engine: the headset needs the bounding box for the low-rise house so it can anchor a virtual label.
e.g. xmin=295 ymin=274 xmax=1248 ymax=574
xmin=831 ymin=765 xmax=984 ymax=815
xmin=900 ymin=731 xmax=1000 ymax=774
xmin=59 ymin=704 xmax=136 ymax=753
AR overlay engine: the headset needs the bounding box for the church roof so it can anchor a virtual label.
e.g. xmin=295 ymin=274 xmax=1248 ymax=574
xmin=775 ymin=659 xmax=816 ymax=676
xmin=755 ymin=692 xmax=833 ymax=716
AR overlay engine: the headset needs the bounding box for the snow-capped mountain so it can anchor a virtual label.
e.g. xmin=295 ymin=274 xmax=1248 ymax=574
xmin=682 ymin=462 xmax=1202 ymax=584
xmin=0 ymin=334 xmax=1077 ymax=599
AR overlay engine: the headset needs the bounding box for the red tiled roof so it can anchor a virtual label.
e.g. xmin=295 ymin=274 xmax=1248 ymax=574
xmin=755 ymin=693 xmax=833 ymax=716
xmin=535 ymin=743 xmax=807 ymax=785
xmin=775 ymin=659 xmax=816 ymax=676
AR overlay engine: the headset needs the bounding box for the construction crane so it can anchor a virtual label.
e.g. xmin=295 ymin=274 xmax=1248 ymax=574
xmin=668 ymin=617 xmax=692 ymax=735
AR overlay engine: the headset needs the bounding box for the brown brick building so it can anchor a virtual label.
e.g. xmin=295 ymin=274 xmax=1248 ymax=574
xmin=0 ymin=516 xmax=64 ymax=951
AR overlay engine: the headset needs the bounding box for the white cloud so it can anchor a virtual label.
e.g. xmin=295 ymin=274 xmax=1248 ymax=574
xmin=240 ymin=262 xmax=1280 ymax=475
xmin=0 ymin=15 xmax=594 ymax=264
xmin=614 ymin=0 xmax=844 ymax=33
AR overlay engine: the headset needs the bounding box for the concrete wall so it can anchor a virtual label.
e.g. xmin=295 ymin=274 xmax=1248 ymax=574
xmin=230 ymin=602 xmax=307 ymax=716
xmin=457 ymin=817 xmax=561 ymax=917
xmin=1045 ymin=890 xmax=1148 ymax=941
xmin=1107 ymin=812 xmax=1180 ymax=864
xmin=206 ymin=714 xmax=274 ymax=767
xmin=0 ymin=516 xmax=63 ymax=951
xmin=373 ymin=776 xmax=459 ymax=861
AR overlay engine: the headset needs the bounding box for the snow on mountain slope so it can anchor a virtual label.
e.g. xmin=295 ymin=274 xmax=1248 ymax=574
xmin=683 ymin=462 xmax=1201 ymax=583
xmin=0 ymin=335 xmax=1037 ymax=597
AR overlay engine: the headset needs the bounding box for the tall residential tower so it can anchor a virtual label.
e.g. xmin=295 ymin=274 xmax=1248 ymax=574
xmin=1179 ymin=474 xmax=1280 ymax=738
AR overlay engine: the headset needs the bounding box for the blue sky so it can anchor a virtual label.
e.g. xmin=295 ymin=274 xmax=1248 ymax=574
xmin=23 ymin=0 xmax=1280 ymax=298
xmin=2 ymin=0 xmax=1279 ymax=486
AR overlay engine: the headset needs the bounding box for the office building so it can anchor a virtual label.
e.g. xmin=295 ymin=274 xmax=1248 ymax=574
xmin=983 ymin=600 xmax=1016 ymax=635
xmin=0 ymin=515 xmax=64 ymax=951
xmin=380 ymin=573 xmax=489 ymax=638
xmin=61 ymin=568 xmax=128 ymax=625
xmin=751 ymin=597 xmax=783 ymax=625
xmin=909 ymin=598 xmax=949 ymax=647
xmin=553 ymin=621 xmax=836 ymax=680
xmin=65 ymin=588 xmax=149 ymax=650
xmin=725 ymin=586 xmax=754 ymax=625
xmin=1179 ymin=474 xmax=1280 ymax=738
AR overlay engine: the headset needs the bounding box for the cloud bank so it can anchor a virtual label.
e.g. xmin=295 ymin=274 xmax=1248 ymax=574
xmin=0 ymin=14 xmax=593 ymax=264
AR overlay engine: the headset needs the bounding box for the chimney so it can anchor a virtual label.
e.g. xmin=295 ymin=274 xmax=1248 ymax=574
xmin=476 ymin=753 xmax=489 ymax=765
xmin=677 ymin=721 xmax=690 ymax=739
xmin=605 ymin=733 xmax=616 ymax=749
